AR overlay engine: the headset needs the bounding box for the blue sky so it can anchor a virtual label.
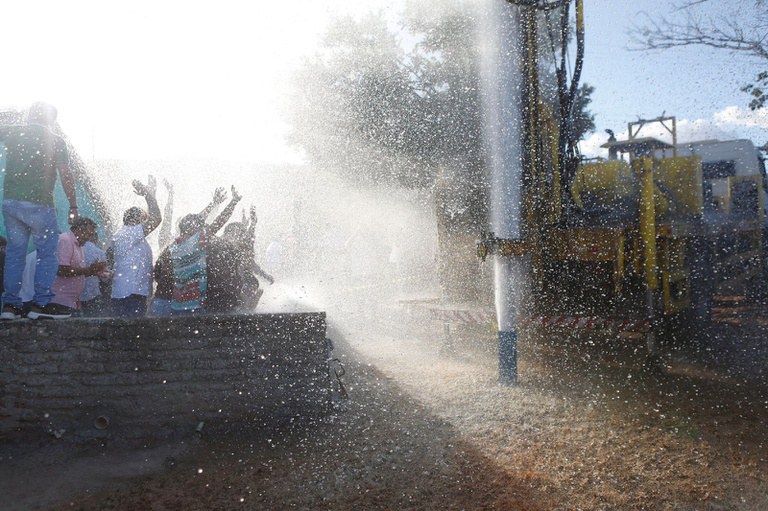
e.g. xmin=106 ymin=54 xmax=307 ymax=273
xmin=579 ymin=0 xmax=767 ymax=155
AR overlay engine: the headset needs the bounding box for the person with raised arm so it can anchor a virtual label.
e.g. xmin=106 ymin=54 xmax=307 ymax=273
xmin=151 ymin=186 xmax=229 ymax=317
xmin=169 ymin=186 xmax=242 ymax=315
xmin=222 ymin=205 xmax=274 ymax=311
xmin=110 ymin=175 xmax=161 ymax=317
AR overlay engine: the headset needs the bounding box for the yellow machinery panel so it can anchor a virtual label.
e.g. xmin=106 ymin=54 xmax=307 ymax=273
xmin=570 ymin=160 xmax=635 ymax=212
xmin=654 ymin=156 xmax=703 ymax=219
xmin=551 ymin=227 xmax=623 ymax=262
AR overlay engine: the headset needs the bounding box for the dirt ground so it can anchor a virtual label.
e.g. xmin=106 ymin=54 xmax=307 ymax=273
xmin=4 ymin=299 xmax=768 ymax=511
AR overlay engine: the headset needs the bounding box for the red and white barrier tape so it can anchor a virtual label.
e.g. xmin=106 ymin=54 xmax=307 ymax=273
xmin=521 ymin=315 xmax=651 ymax=333
xmin=422 ymin=305 xmax=650 ymax=334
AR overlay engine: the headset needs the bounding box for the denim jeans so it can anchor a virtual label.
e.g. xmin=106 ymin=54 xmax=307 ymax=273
xmin=111 ymin=294 xmax=148 ymax=318
xmin=149 ymin=297 xmax=174 ymax=317
xmin=2 ymin=199 xmax=60 ymax=308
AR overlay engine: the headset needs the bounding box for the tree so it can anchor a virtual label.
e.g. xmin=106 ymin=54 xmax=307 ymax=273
xmin=743 ymin=71 xmax=768 ymax=110
xmin=288 ymin=2 xmax=596 ymax=188
xmin=287 ymin=5 xmax=493 ymax=192
xmin=571 ymin=83 xmax=596 ymax=142
xmin=286 ymin=13 xmax=427 ymax=187
xmin=628 ymin=0 xmax=768 ymax=110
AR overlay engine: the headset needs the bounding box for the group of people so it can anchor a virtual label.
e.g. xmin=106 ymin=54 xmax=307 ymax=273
xmin=0 ymin=102 xmax=273 ymax=321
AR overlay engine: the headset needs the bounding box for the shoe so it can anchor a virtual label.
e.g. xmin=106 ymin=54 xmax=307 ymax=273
xmin=0 ymin=305 xmax=22 ymax=320
xmin=27 ymin=303 xmax=73 ymax=320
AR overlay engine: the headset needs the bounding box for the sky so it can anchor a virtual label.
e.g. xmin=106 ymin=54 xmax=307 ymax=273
xmin=2 ymin=0 xmax=767 ymax=166
xmin=580 ymin=0 xmax=768 ymax=155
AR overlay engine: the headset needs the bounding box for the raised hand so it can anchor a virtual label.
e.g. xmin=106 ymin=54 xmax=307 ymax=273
xmin=132 ymin=179 xmax=147 ymax=196
xmin=231 ymin=185 xmax=242 ymax=203
xmin=68 ymin=207 xmax=79 ymax=224
xmin=212 ymin=186 xmax=228 ymax=205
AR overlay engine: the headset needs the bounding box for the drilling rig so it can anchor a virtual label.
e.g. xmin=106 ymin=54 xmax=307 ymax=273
xmin=476 ymin=0 xmax=767 ymax=382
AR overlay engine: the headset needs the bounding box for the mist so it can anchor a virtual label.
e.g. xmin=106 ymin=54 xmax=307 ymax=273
xmin=4 ymin=1 xmax=768 ymax=509
xmin=68 ymin=0 xmax=480 ymax=322
xmin=88 ymin=157 xmax=440 ymax=317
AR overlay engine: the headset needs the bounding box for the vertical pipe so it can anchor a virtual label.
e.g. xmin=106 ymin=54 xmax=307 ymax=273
xmin=638 ymin=156 xmax=658 ymax=291
xmin=477 ymin=1 xmax=529 ymax=384
xmin=495 ymin=257 xmax=525 ymax=383
xmin=637 ymin=155 xmax=659 ymax=359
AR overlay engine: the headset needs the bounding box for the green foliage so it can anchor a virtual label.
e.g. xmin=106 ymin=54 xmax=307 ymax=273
xmin=287 ymin=11 xmax=447 ymax=189
xmin=742 ymin=71 xmax=768 ymax=111
xmin=571 ymin=83 xmax=596 ymax=140
xmin=286 ymin=3 xmax=595 ymax=193
xmin=286 ymin=13 xmax=421 ymax=186
xmin=286 ymin=5 xmax=487 ymax=190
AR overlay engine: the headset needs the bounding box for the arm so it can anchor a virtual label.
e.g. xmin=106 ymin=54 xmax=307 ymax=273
xmin=198 ymin=187 xmax=228 ymax=221
xmin=58 ymin=163 xmax=79 ymax=223
xmin=158 ymin=179 xmax=174 ymax=248
xmin=206 ymin=186 xmax=242 ymax=236
xmin=57 ymin=235 xmax=104 ymax=277
xmin=244 ymin=206 xmax=263 ymax=277
xmin=58 ymin=261 xmax=106 ymax=277
xmin=132 ymin=177 xmax=162 ymax=236
xmin=251 ymin=261 xmax=274 ymax=285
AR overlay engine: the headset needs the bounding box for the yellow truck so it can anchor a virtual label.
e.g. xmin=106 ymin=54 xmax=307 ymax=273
xmin=527 ymin=115 xmax=766 ymax=346
xmin=475 ymin=1 xmax=764 ymax=380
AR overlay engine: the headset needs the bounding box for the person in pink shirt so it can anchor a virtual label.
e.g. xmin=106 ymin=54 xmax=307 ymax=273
xmin=46 ymin=218 xmax=106 ymax=317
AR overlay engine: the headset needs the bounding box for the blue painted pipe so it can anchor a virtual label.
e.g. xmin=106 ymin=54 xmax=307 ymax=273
xmin=498 ymin=330 xmax=517 ymax=384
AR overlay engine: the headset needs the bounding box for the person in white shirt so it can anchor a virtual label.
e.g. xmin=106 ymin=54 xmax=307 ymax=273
xmin=110 ymin=176 xmax=161 ymax=317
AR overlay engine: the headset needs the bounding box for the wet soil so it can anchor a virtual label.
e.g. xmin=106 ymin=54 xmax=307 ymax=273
xmin=5 ymin=300 xmax=768 ymax=510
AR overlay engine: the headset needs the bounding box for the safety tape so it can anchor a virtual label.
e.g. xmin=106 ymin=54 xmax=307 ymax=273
xmin=426 ymin=307 xmax=651 ymax=333
xmin=521 ymin=315 xmax=651 ymax=333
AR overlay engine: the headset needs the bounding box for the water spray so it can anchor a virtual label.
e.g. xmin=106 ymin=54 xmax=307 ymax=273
xmin=477 ymin=1 xmax=534 ymax=385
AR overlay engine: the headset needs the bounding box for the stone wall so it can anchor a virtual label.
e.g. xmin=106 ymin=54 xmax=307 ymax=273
xmin=0 ymin=313 xmax=330 ymax=444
